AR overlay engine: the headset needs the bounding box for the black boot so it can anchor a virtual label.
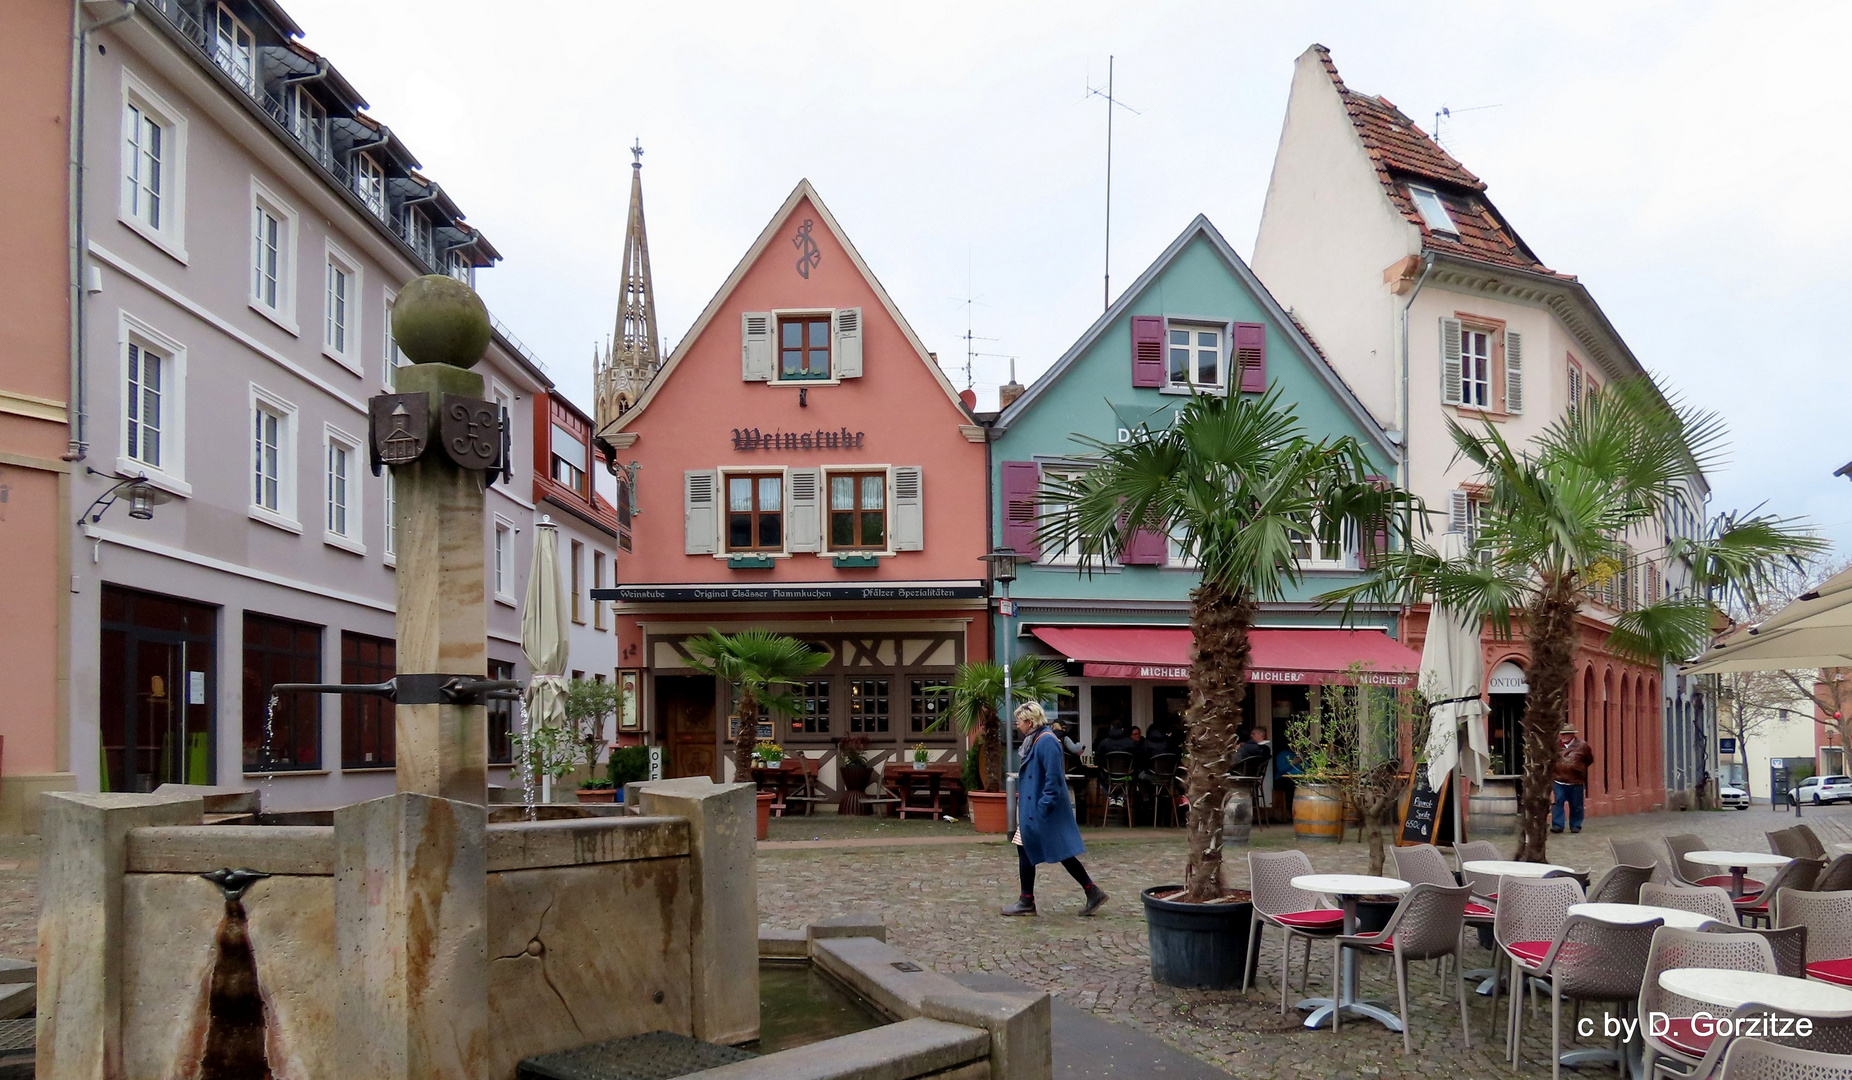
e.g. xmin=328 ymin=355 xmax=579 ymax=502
xmin=1000 ymin=897 xmax=1037 ymax=917
xmin=1079 ymin=885 xmax=1109 ymax=916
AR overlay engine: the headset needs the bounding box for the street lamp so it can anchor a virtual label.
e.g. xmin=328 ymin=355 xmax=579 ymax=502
xmin=77 ymin=470 xmax=172 ymax=526
xmin=981 ymin=547 xmax=1021 ymax=830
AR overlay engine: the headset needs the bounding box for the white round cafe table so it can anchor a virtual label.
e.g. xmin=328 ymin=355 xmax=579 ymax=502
xmin=1569 ymin=902 xmax=1716 ymax=930
xmin=1288 ymin=875 xmax=1411 ymax=1033
xmin=1684 ymin=851 xmax=1791 ymax=899
xmin=1461 ymin=859 xmax=1575 ymax=878
xmin=1659 ymin=968 xmax=1852 ymax=1017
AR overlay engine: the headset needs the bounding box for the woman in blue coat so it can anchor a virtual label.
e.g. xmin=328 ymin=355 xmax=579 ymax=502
xmin=1001 ymin=702 xmax=1108 ymax=917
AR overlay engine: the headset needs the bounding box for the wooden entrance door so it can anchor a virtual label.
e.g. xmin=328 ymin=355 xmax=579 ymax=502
xmin=658 ymin=674 xmax=717 ymax=780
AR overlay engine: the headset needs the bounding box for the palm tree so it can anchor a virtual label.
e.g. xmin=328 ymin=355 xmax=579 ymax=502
xmin=1326 ymin=379 xmax=1824 ymax=861
xmin=683 ymin=629 xmax=830 ymax=778
xmin=938 ymin=658 xmax=1072 ymax=792
xmin=1042 ymin=388 xmax=1412 ymax=902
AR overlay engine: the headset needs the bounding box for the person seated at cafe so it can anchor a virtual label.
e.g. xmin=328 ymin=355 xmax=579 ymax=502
xmin=1139 ymin=724 xmax=1178 ymax=768
xmin=1095 ymin=723 xmax=1137 ymax=768
xmin=1236 ymin=726 xmax=1271 ymax=764
xmin=1049 ymin=720 xmax=1085 ymax=762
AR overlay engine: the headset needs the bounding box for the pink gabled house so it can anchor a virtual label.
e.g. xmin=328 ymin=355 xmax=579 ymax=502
xmin=597 ymin=180 xmax=989 ymax=788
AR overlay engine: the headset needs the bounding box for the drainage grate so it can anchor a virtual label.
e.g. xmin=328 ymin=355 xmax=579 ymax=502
xmin=519 ymin=1030 xmax=758 ymax=1080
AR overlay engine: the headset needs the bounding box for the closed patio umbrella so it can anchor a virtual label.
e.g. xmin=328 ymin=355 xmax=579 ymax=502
xmin=521 ymin=517 xmax=570 ymax=801
xmin=1420 ymin=531 xmax=1491 ymax=832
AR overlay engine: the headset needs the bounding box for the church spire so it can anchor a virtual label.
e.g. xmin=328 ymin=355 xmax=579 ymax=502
xmin=595 ymin=139 xmax=662 ymax=435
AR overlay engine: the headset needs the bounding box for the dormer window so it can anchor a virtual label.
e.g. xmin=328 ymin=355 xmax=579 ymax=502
xmin=1408 ymin=185 xmax=1457 ymax=234
xmin=288 ymin=86 xmax=328 ymax=166
xmin=446 ymin=249 xmax=473 ymax=284
xmin=211 ymin=5 xmax=254 ymax=92
xmin=353 ymin=153 xmax=384 ymax=217
xmin=404 ymin=209 xmax=434 ymax=267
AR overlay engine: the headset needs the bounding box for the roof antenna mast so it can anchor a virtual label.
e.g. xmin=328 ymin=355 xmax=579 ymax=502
xmin=1086 ymin=58 xmax=1141 ymax=312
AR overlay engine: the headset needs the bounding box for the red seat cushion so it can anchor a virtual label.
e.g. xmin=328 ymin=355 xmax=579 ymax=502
xmin=1696 ymin=874 xmax=1764 ymax=894
xmin=1272 ymin=909 xmax=1344 ymax=930
xmin=1367 ymin=935 xmax=1395 ymax=951
xmin=1654 ymin=1018 xmax=1715 ymax=1059
xmin=1810 ymin=958 xmax=1852 ymax=986
xmin=1465 ymin=902 xmax=1495 ymax=918
xmin=1506 ymin=939 xmax=1552 ymax=966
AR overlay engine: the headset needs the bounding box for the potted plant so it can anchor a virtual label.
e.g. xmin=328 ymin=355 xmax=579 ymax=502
xmin=836 ymin=734 xmax=873 ymax=798
xmin=1044 ymin=387 xmax=1413 ymax=989
xmin=935 ymin=658 xmax=1071 ymax=834
xmin=754 ymin=740 xmax=786 ymax=766
xmin=683 ymin=629 xmax=830 ymax=840
xmin=513 ymin=721 xmax=578 ymax=804
xmin=910 ymin=743 xmax=929 ymax=768
xmin=606 ymin=745 xmax=651 ymax=803
xmin=1283 ymin=709 xmax=1347 ymax=846
xmin=563 ymin=678 xmax=621 ymax=802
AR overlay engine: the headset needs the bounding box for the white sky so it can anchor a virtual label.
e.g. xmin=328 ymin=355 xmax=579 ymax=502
xmin=283 ymin=0 xmax=1852 ymax=549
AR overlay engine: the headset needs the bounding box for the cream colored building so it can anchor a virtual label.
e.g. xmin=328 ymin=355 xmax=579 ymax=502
xmin=1252 ymin=45 xmax=1715 ymax=814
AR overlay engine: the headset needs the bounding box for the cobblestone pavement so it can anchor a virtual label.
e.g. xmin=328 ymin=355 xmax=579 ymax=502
xmin=760 ymin=805 xmax=1852 ymax=1079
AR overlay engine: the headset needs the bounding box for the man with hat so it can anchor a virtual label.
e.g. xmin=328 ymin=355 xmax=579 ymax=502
xmin=1551 ymin=722 xmax=1596 ymax=834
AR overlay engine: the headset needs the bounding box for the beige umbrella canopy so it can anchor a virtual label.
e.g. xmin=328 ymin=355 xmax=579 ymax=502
xmin=1420 ymin=530 xmax=1492 ymax=789
xmin=521 ymin=517 xmax=570 ymax=801
xmin=1685 ymin=564 xmax=1852 ymax=675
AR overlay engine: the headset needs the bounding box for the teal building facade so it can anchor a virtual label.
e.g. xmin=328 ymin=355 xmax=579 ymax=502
xmin=989 ymin=217 xmax=1413 ymax=748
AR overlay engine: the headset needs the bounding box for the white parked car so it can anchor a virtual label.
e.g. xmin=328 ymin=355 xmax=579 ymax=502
xmin=1718 ymin=784 xmax=1751 ymax=810
xmin=1789 ymin=775 xmax=1852 ymax=806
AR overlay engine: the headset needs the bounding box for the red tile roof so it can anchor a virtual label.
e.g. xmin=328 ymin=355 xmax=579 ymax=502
xmin=1311 ymin=46 xmax=1568 ymax=280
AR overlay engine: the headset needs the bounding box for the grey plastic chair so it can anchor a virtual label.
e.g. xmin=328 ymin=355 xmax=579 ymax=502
xmin=1587 ymin=862 xmax=1656 ymax=905
xmin=1788 ymin=823 xmax=1829 ymax=860
xmin=1776 ymin=888 xmax=1852 ymax=985
xmin=1610 ymin=836 xmax=1672 ymax=884
xmin=1244 ymin=850 xmax=1343 ymax=1014
xmin=1334 ymin=882 xmax=1473 ymax=1053
xmin=1639 ymin=926 xmax=1777 ymax=1080
xmin=1519 ymin=911 xmax=1662 ymax=1080
xmin=1707 ymin=923 xmax=1810 ymax=980
xmin=1817 ymin=853 xmax=1852 ymax=893
xmin=1392 ymin=844 xmax=1459 ymax=888
xmin=1736 ymin=857 xmax=1825 ymax=928
xmin=1667 ymin=832 xmax=1768 ymax=893
xmin=1492 ymin=874 xmax=1583 ymax=1061
xmin=1716 ymin=1035 xmax=1852 ymax=1079
xmin=1640 ymin=881 xmax=1738 ymax=925
xmin=1768 ymin=827 xmax=1810 ymax=859
xmin=1454 ymin=840 xmax=1504 ymax=903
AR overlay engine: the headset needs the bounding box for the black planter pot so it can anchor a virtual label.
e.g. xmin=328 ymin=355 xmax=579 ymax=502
xmin=1355 ymin=898 xmax=1400 ymax=936
xmin=1141 ymin=885 xmax=1257 ymax=990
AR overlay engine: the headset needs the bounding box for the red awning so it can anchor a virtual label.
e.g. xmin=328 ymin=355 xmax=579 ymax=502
xmin=1029 ymin=626 xmax=1420 ymax=686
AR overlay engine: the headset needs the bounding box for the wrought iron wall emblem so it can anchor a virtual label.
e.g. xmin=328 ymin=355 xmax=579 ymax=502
xmin=441 ymin=394 xmax=501 ymax=471
xmin=369 ymin=393 xmax=429 ymax=473
xmin=793 ymin=219 xmax=821 ymax=279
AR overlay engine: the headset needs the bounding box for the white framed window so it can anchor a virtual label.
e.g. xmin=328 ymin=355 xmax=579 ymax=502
xmin=1166 ymin=322 xmax=1224 ymax=390
xmin=119 ymin=73 xmax=188 ymax=262
xmin=210 ymin=3 xmax=254 ymax=92
xmin=382 ymin=287 xmax=407 ymax=388
xmin=1408 ymin=185 xmax=1457 ymax=234
xmin=1460 ymin=327 xmax=1492 ymax=408
xmin=1165 ymin=521 xmax=1198 ymax=568
xmin=116 ymin=313 xmax=189 ymax=493
xmin=287 ymin=85 xmax=329 ymax=166
xmin=1449 ymin=489 xmax=1483 ymax=550
xmin=1038 ymin=466 xmax=1094 ymax=567
xmin=249 ymin=385 xmax=299 ymax=531
xmin=493 ymin=516 xmax=516 ymax=604
xmin=323 ymin=245 xmax=361 ymax=371
xmin=404 ymin=208 xmax=434 ymax=267
xmin=249 ymin=180 xmax=298 ymax=332
xmin=383 ymin=470 xmax=397 ymax=562
xmin=551 ymin=423 xmax=588 ymax=495
xmin=353 ymin=152 xmax=385 ymax=218
xmin=1290 ymin=517 xmax=1356 ymax=570
xmin=446 ymin=249 xmax=473 ymax=284
xmin=323 ymin=425 xmax=363 ymax=553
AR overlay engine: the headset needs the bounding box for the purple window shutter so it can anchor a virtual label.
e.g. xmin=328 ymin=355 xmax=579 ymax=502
xmin=1001 ymin=461 xmax=1041 ymax=559
xmin=1120 ymin=525 xmax=1169 ymax=566
xmin=1360 ymin=473 xmax=1388 ymax=568
xmin=1235 ymin=322 xmax=1267 ymax=393
xmin=1131 ymin=316 xmax=1165 ymax=387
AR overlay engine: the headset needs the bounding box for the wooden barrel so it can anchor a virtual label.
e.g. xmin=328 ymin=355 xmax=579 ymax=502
xmin=1468 ymin=778 xmax=1520 ymax=836
xmin=1293 ymin=784 xmax=1345 ymax=844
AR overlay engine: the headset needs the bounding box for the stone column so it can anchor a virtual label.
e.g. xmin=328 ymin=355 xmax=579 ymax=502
xmin=35 ymin=791 xmax=202 ymax=1080
xmin=392 ymin=359 xmax=488 ymax=802
xmin=334 ymin=792 xmax=488 ymax=1080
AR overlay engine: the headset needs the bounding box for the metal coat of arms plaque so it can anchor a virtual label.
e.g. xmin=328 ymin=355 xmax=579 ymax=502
xmin=368 ymin=393 xmax=430 ymax=475
xmin=440 ymin=394 xmax=502 ymax=472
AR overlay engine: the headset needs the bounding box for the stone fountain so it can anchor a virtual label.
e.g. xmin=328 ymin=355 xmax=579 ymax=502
xmin=34 ymin=278 xmax=757 ymax=1080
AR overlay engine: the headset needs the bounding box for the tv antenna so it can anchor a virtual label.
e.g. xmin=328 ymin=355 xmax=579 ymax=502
xmin=1086 ymin=57 xmax=1141 ymax=312
xmin=1431 ymin=103 xmax=1501 ymax=147
xmin=952 ymin=251 xmax=997 ymax=391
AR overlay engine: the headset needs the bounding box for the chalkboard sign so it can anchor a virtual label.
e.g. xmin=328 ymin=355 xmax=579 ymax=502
xmin=1397 ymin=772 xmax=1452 ymax=847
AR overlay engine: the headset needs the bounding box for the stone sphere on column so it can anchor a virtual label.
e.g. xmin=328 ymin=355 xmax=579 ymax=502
xmin=391 ymin=275 xmax=492 ymax=368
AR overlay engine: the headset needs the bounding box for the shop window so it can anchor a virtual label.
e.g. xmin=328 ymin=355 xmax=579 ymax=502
xmin=242 ymin=612 xmax=321 ymax=771
xmin=910 ymin=678 xmax=952 ymax=735
xmin=829 ymin=471 xmax=886 ymax=550
xmin=726 ymin=473 xmax=784 ymax=552
xmin=786 ymin=679 xmax=832 ymax=736
xmin=341 ymin=632 xmax=394 ymax=768
xmin=848 ymin=678 xmax=890 ymax=734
